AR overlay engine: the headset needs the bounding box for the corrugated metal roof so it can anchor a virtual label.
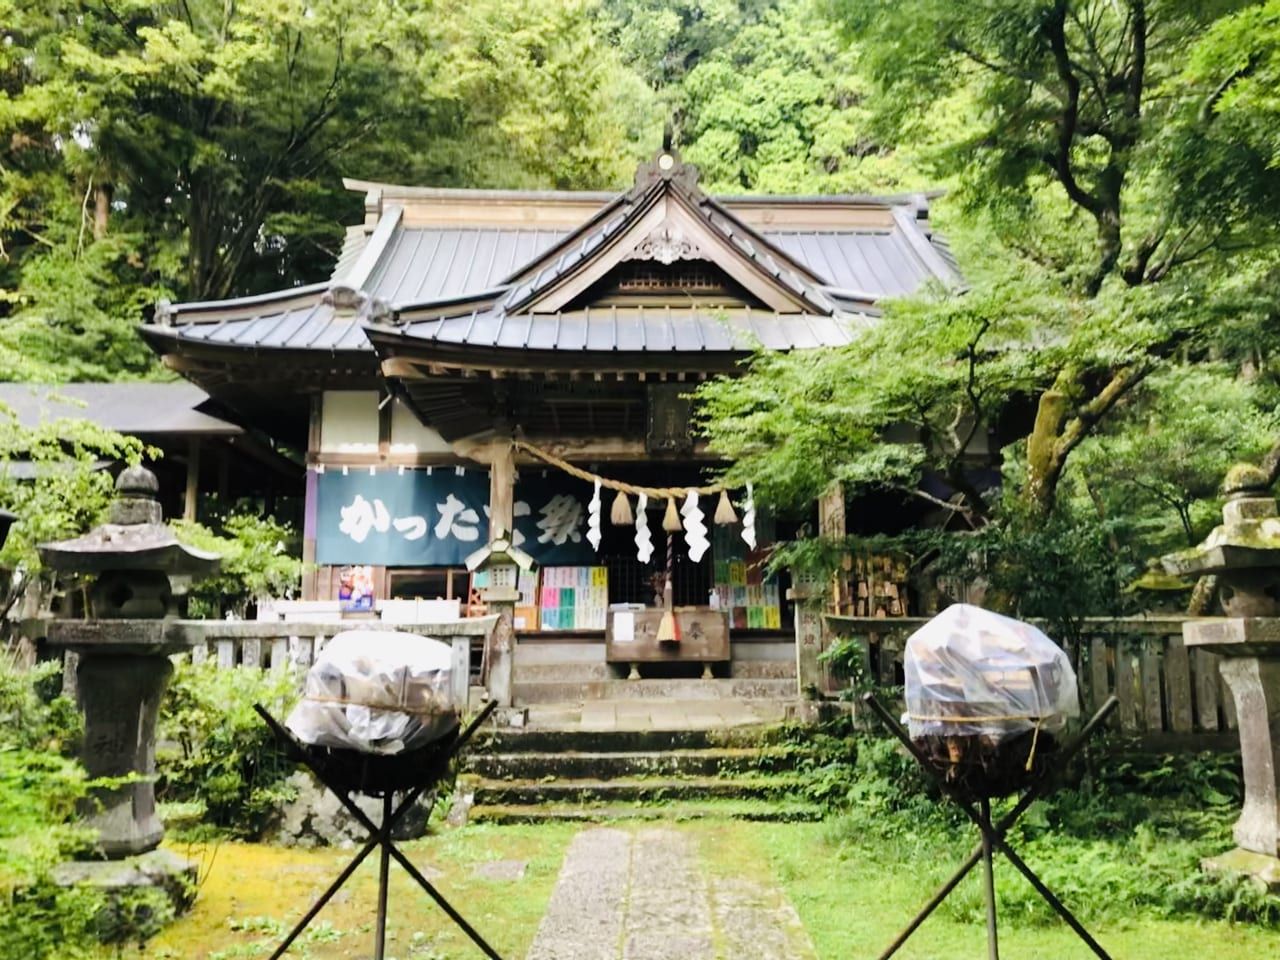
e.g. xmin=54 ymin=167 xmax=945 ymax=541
xmin=367 ymin=227 xmax=571 ymax=304
xmin=352 ymin=220 xmax=952 ymax=312
xmin=494 ymin=187 xmax=837 ymax=316
xmin=762 ymin=230 xmax=946 ymax=296
xmin=398 ymin=306 xmax=864 ymax=352
xmin=0 ymin=382 xmax=242 ymax=435
xmin=153 ymin=299 xmax=372 ymax=352
xmin=150 ymin=168 xmax=960 ymax=359
xmin=330 ymin=225 xmax=371 ymax=282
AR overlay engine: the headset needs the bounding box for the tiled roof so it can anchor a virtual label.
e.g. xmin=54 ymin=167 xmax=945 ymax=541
xmin=393 ymin=306 xmax=865 ymax=353
xmin=366 ymin=227 xmax=571 ymax=303
xmin=143 ymin=163 xmax=960 ymax=358
xmin=0 ymin=382 xmax=241 ymax=435
xmin=145 ymin=295 xmax=370 ymax=352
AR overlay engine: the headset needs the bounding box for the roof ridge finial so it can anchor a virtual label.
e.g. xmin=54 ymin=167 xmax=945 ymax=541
xmin=633 ymin=135 xmax=701 ymax=194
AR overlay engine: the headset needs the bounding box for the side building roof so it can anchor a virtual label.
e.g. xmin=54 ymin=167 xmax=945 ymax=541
xmin=0 ymin=382 xmax=242 ymax=436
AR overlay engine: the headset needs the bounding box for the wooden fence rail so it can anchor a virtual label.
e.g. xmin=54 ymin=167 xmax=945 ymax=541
xmin=825 ymin=615 xmax=1236 ymax=743
xmin=146 ymin=617 xmax=495 ymax=709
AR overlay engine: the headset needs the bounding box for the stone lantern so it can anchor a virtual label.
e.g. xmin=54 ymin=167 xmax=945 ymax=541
xmin=39 ymin=466 xmax=219 ymax=862
xmin=1162 ymin=463 xmax=1280 ymax=887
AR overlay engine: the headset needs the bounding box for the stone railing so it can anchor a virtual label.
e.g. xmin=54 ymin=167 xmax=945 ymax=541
xmin=826 ymin=615 xmax=1237 ymax=744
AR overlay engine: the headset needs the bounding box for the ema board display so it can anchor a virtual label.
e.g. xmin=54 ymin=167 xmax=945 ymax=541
xmin=539 ymin=566 xmax=609 ymax=631
xmin=712 ymin=523 xmax=782 ymax=630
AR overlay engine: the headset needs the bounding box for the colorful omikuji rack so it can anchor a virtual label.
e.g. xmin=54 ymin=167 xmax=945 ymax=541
xmin=253 ymin=701 xmax=503 ymax=960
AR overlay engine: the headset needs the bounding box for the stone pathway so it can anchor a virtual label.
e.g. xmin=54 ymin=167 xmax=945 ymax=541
xmin=525 ymin=827 xmax=817 ymax=960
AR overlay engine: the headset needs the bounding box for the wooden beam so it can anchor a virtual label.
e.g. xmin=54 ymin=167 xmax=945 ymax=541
xmin=380 ymin=357 xmax=426 ymax=380
xmin=308 ymin=393 xmax=323 ymax=458
xmin=510 ymin=436 xmax=719 ymax=463
xmin=184 ymin=437 xmax=201 ymax=522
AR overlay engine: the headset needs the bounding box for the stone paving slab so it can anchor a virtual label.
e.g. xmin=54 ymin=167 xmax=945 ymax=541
xmin=525 ymin=826 xmax=817 ymax=960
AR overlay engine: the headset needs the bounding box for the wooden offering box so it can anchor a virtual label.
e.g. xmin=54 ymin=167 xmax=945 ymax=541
xmin=605 ymin=607 xmax=730 ymax=669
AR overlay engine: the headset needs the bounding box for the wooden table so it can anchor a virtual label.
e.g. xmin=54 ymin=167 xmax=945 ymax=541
xmin=605 ymin=606 xmax=730 ymax=678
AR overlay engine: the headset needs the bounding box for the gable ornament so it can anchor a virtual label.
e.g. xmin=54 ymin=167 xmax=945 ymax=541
xmin=630 ymin=223 xmax=705 ymax=266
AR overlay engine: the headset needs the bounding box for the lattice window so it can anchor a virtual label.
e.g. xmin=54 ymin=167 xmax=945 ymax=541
xmin=615 ymin=261 xmax=724 ymax=293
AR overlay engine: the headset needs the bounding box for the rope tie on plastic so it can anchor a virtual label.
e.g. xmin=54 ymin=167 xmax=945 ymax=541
xmin=1025 ymin=719 xmax=1042 ymax=773
xmin=906 ymin=714 xmax=1041 ymax=724
xmin=302 ymin=694 xmax=452 ymax=718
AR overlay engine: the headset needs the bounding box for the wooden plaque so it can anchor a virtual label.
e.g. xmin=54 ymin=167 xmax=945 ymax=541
xmin=605 ymin=607 xmax=730 ymax=663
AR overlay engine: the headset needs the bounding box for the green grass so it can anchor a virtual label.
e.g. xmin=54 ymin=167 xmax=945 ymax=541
xmin=86 ymin=813 xmax=1279 ymax=959
xmin=755 ymin=819 xmax=1280 ymax=960
xmin=98 ymin=823 xmax=577 ymax=960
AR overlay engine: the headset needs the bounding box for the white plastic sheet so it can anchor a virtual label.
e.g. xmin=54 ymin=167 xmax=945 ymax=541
xmin=904 ymin=604 xmax=1079 ymax=743
xmin=285 ymin=630 xmax=458 ymax=755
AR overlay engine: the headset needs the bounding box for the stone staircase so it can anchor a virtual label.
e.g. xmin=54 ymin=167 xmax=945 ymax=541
xmin=458 ymin=639 xmax=824 ymax=823
xmin=461 ymin=725 xmax=824 ymax=824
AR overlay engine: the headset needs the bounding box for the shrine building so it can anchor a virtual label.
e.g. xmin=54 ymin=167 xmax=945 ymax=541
xmin=140 ymin=151 xmax=960 ymax=694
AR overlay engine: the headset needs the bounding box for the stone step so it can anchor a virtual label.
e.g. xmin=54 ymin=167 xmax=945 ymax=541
xmin=468 ymin=799 xmax=824 ymax=825
xmin=514 ymin=661 xmax=612 ymax=682
xmin=465 ymin=746 xmax=810 ymax=780
xmin=729 ymin=660 xmax=798 ymax=680
xmin=512 ymin=677 xmax=798 ymax=705
xmin=472 ymin=775 xmax=805 ymax=806
xmin=473 ymin=722 xmax=795 ymax=755
xmin=509 ymin=660 xmax=797 ymax=682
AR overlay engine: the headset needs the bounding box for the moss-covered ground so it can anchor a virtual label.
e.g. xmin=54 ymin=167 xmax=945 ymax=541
xmin=91 ymin=819 xmax=1279 ymax=959
xmin=103 ymin=823 xmax=576 ymax=960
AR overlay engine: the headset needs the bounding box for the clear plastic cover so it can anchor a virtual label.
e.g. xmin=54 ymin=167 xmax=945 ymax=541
xmin=285 ymin=630 xmax=458 ymax=755
xmin=904 ymin=604 xmax=1079 ymax=743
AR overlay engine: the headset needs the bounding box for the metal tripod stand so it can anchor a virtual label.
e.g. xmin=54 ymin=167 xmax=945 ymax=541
xmin=254 ymin=700 xmax=504 ymax=960
xmin=861 ymin=692 xmax=1120 ymax=960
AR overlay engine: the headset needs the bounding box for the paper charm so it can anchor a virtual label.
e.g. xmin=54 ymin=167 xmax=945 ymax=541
xmin=681 ymin=490 xmax=709 ymax=562
xmin=587 ymin=478 xmax=602 ymax=551
xmin=741 ymin=483 xmax=757 ymax=550
xmin=634 ymin=492 xmax=654 ymax=563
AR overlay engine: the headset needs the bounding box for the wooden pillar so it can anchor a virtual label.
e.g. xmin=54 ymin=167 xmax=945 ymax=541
xmin=184 ymin=438 xmax=201 ymax=522
xmin=813 ymin=483 xmax=847 ymax=695
xmin=484 ymin=437 xmax=517 ymax=706
xmin=788 ymin=572 xmax=825 ymax=699
xmin=488 ymin=437 xmax=515 ymax=539
xmin=217 ymin=444 xmax=230 ymax=502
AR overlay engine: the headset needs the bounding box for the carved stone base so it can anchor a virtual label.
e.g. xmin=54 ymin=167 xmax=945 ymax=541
xmin=1201 ymin=848 xmax=1280 ymax=893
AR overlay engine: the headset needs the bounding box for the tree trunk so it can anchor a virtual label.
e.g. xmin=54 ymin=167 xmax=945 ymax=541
xmin=93 ymin=182 xmax=113 ymax=239
xmin=1023 ymin=377 xmax=1072 ymax=516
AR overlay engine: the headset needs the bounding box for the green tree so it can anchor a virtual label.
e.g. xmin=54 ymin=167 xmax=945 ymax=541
xmin=675 ymin=0 xmax=931 ymax=193
xmin=1 ymin=0 xmax=659 ymax=384
xmin=421 ymin=0 xmax=657 ymax=191
xmin=1070 ymin=367 xmax=1280 ymax=551
xmin=602 ymin=0 xmax=773 ymax=90
xmin=171 ymin=511 xmax=302 ymax=618
xmin=0 ymin=406 xmax=150 ymax=624
xmin=702 ymin=1 xmax=1280 ymax=525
